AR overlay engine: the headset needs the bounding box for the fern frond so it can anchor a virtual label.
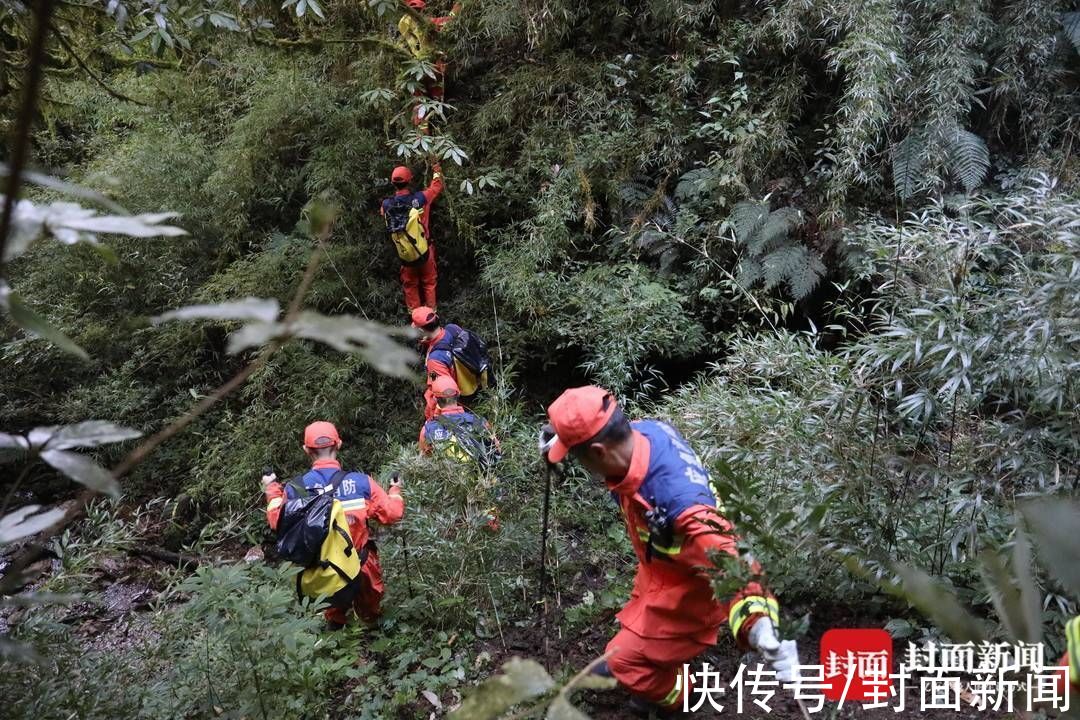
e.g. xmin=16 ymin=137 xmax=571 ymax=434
xmin=760 ymin=245 xmax=826 ymax=300
xmin=749 ymin=207 xmax=802 ymax=256
xmin=729 ymin=200 xmax=769 ymax=244
xmin=1063 ymin=12 xmax=1080 ymax=55
xmin=674 ymin=168 xmax=715 ymax=203
xmin=948 ymin=129 xmax=990 ymax=193
xmin=892 ymin=131 xmax=927 ymax=202
xmin=736 ymin=257 xmax=764 ymax=288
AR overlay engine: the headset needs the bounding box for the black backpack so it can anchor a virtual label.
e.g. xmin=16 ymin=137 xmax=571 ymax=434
xmin=275 ymin=470 xmax=351 ymax=567
xmin=450 ymin=329 xmax=495 ymax=391
xmin=384 ymin=195 xmax=412 ymax=234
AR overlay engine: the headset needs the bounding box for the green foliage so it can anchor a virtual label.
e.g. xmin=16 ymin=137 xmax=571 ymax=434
xmin=729 ymin=200 xmax=825 ymax=301
xmin=3 ymin=1 xmax=1080 ymax=717
xmin=144 ymin=563 xmax=350 ymax=719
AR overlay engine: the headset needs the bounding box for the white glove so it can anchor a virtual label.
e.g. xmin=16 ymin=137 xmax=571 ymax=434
xmin=748 ymin=618 xmax=799 ymax=682
xmin=261 ymin=472 xmax=277 ymax=489
xmin=538 ymin=424 xmax=558 ymax=462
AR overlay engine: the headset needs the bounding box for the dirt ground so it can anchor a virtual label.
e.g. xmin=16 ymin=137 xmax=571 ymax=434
xmin=482 ymin=604 xmax=1018 ymax=720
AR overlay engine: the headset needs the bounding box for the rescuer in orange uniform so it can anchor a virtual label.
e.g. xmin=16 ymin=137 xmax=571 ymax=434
xmin=262 ymin=421 xmax=405 ymax=629
xmin=411 ymin=306 xmax=470 ymax=420
xmin=419 ymin=376 xmax=502 ymax=531
xmin=381 ymin=164 xmax=443 ymax=311
xmin=540 ymin=386 xmax=799 ymax=714
xmin=398 ymin=0 xmax=461 ymax=132
xmin=418 ymin=376 xmax=501 ymax=466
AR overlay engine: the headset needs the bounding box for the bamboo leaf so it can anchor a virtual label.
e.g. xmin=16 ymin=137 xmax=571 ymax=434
xmin=1019 ymin=497 xmax=1080 ymax=598
xmin=40 ymin=449 xmax=120 ymax=498
xmin=449 ymin=658 xmax=555 ymax=720
xmin=153 ymin=298 xmax=281 ymax=325
xmin=42 ymin=422 xmax=142 ymax=451
xmin=0 ymin=281 xmax=89 ymax=360
xmin=893 ymin=564 xmax=986 ymax=642
xmin=0 ymin=505 xmax=67 ymax=543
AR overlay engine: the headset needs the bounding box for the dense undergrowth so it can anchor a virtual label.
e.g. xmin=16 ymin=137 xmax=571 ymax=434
xmin=2 ymin=0 xmax=1079 ymax=718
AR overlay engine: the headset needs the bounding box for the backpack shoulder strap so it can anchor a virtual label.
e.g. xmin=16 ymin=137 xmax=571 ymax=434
xmin=325 ymin=469 xmax=349 ymax=495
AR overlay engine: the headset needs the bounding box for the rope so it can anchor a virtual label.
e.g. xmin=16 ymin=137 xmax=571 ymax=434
xmin=490 ymin=286 xmax=504 ymax=367
xmin=316 ymin=235 xmax=369 ymax=320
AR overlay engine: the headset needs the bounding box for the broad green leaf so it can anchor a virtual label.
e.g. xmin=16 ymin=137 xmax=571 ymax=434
xmin=893 ymin=564 xmax=985 ymax=643
xmin=305 ymin=199 xmax=339 ymax=238
xmin=225 ymin=313 xmax=417 ymax=378
xmin=1020 ymin=497 xmax=1080 ymax=598
xmin=0 ymin=505 xmax=67 ymax=543
xmin=569 ymin=674 xmax=618 ymax=691
xmin=979 ymin=545 xmax=1039 ymax=644
xmin=449 ymin=658 xmax=555 ymax=720
xmin=154 ymin=298 xmax=281 ymax=325
xmin=0 ymin=282 xmax=89 ymax=360
xmin=225 ymin=321 xmax=282 ymax=353
xmin=40 ymin=449 xmax=120 ymax=498
xmin=0 ymin=433 xmax=29 ymax=451
xmin=1012 ymin=525 xmax=1043 ymax=644
xmin=60 ymin=211 xmax=187 ymax=237
xmin=43 ymin=421 xmax=142 ymax=450
xmin=0 ymin=163 xmax=127 ymax=214
xmin=287 ymin=312 xmax=417 ymax=377
xmin=546 ymin=696 xmax=591 ymax=720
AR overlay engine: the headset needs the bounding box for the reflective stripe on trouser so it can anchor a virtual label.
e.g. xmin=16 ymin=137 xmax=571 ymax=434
xmin=1067 ymin=616 xmax=1080 ymax=685
xmin=728 ymin=595 xmax=779 ymax=640
xmin=604 ymin=627 xmax=711 ymax=709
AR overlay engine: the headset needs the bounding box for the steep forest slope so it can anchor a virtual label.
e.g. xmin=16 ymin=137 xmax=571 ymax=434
xmin=1 ymin=1 xmax=1079 ymax=718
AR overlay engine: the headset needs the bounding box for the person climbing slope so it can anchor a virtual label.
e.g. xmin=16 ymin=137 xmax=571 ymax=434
xmin=419 ymin=375 xmax=502 ymax=531
xmin=398 ymin=0 xmax=461 ymax=132
xmin=419 ymin=375 xmax=501 ymax=467
xmin=262 ymin=421 xmax=405 ymax=629
xmin=412 ymin=306 xmax=493 ymax=420
xmin=381 ymin=162 xmax=443 ymax=311
xmin=539 ymin=386 xmax=799 ymax=715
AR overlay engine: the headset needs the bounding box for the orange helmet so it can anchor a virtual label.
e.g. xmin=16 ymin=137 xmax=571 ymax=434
xmin=391 ymin=166 xmax=413 ymax=185
xmin=411 ymin=306 xmax=438 ymax=328
xmin=303 ymin=421 xmax=341 ymax=449
xmin=431 ymin=376 xmax=460 ymax=399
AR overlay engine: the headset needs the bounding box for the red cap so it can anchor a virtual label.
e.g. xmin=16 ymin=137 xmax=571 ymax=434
xmin=545 ymin=386 xmax=617 ymax=463
xmin=406 ymin=0 xmax=426 ymax=8
xmin=431 ymin=376 xmax=460 ymax=398
xmin=411 ymin=306 xmax=438 ymax=328
xmin=304 ymin=421 xmax=341 ymax=449
xmin=391 ymin=166 xmax=413 ymax=184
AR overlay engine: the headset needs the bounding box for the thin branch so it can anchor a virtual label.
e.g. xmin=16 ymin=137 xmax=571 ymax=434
xmin=0 ymin=0 xmax=56 ymax=266
xmin=0 ymin=248 xmax=326 ymax=594
xmin=50 ymin=24 xmax=150 ymax=107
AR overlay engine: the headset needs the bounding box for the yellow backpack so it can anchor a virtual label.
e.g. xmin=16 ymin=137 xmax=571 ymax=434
xmin=385 ymin=195 xmax=430 ymax=265
xmin=276 ymin=471 xmax=367 ymax=607
xmin=295 ymin=500 xmax=366 ymax=604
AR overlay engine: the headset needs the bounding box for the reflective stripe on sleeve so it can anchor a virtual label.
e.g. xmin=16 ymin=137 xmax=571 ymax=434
xmin=267 ymin=497 xmax=284 ymax=511
xmin=635 ymin=527 xmax=683 ymax=556
xmin=728 ymin=595 xmax=780 ymax=639
xmin=1067 ymin=616 xmax=1080 ymax=684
